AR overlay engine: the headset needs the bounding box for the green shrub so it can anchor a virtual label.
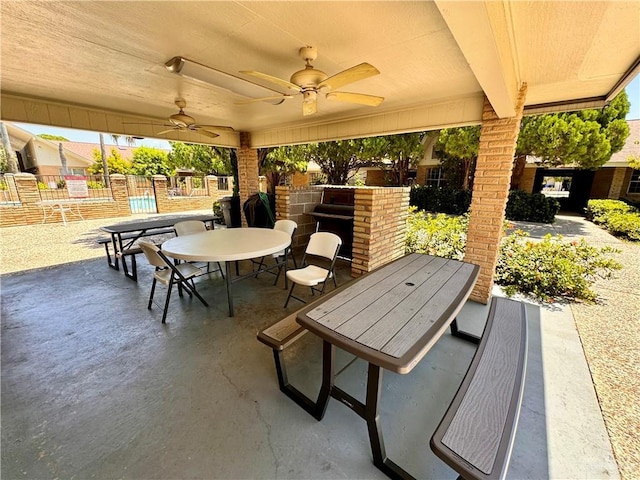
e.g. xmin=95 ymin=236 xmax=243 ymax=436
xmin=585 ymin=199 xmax=635 ymax=224
xmin=409 ymin=186 xmax=472 ymax=215
xmin=604 ymin=211 xmax=640 ymax=240
xmin=505 ymin=190 xmax=560 ymax=223
xmin=495 ymin=231 xmax=621 ymax=302
xmin=86 ymin=180 xmax=104 ymax=189
xmin=405 ymin=207 xmax=468 ymax=260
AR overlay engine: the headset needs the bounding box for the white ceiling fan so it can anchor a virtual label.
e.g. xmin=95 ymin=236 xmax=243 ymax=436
xmin=239 ymin=46 xmax=384 ymax=116
xmin=126 ymin=99 xmax=234 ymax=139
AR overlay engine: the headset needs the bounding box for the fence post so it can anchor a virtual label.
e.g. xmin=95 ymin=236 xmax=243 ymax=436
xmin=14 ymin=173 xmax=42 ymax=224
xmin=152 ymin=175 xmax=169 ymax=213
xmin=109 ymin=174 xmax=131 ymax=216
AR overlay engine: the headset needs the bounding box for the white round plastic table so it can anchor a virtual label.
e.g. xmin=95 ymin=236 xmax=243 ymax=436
xmin=161 ymin=228 xmax=291 ymax=316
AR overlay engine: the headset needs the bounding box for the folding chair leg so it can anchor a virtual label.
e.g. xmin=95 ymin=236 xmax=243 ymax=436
xmin=162 ymin=278 xmax=174 ymax=323
xmin=284 ymin=283 xmax=296 ymax=308
xmin=148 ymin=278 xmax=157 ymax=309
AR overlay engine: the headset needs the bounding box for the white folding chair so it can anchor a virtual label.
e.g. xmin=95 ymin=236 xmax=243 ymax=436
xmin=139 ymin=241 xmax=209 ymax=323
xmin=253 ymin=219 xmax=298 ymax=288
xmin=283 ymin=232 xmax=342 ymax=308
xmin=173 ymin=220 xmax=224 ymax=278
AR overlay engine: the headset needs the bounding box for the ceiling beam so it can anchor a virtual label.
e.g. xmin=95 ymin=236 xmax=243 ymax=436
xmin=435 ymin=0 xmax=518 ymax=118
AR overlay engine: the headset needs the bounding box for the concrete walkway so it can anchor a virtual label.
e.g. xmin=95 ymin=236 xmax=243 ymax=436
xmin=0 ymin=213 xmax=630 ymax=479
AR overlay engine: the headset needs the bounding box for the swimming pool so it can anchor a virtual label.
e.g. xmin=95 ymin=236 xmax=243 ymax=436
xmin=129 ymin=196 xmax=157 ymax=213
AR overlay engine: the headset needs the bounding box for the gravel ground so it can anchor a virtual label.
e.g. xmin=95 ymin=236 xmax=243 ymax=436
xmin=1 ymin=213 xmax=638 ymax=478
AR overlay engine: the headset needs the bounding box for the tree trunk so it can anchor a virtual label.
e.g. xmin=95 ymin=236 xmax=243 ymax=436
xmin=99 ymin=133 xmax=110 ymax=187
xmin=0 ymin=122 xmax=20 ymax=173
xmin=58 ymin=143 xmax=69 ymax=175
xmin=510 ymin=154 xmax=527 ymax=190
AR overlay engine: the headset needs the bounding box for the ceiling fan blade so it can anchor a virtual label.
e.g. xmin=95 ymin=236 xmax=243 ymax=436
xmin=302 ymin=99 xmax=317 ymax=116
xmin=194 ymin=125 xmax=236 ymax=132
xmin=326 ymin=91 xmax=384 ymax=107
xmin=317 ymin=63 xmax=380 ymax=91
xmin=156 ymin=128 xmax=177 ymax=135
xmin=236 ymin=94 xmax=294 ymax=105
xmin=196 ymin=129 xmax=220 ymax=139
xmin=240 ymin=70 xmax=302 ymax=92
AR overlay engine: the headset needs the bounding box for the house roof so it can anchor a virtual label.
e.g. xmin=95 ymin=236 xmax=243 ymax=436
xmin=59 ymin=142 xmax=138 ymax=162
xmin=1 ymin=2 xmax=638 ymax=148
xmin=609 ymin=119 xmax=640 ymax=166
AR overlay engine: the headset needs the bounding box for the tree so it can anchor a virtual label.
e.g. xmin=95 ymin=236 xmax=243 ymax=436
xmin=0 ymin=122 xmax=19 ymax=173
xmin=512 ymin=91 xmax=630 ymax=188
xmin=89 ymin=147 xmax=131 ymax=174
xmin=129 ymin=146 xmax=172 ymax=176
xmin=259 ymin=145 xmax=308 ymax=194
xmin=365 ymin=132 xmax=426 ymax=186
xmin=167 ymin=142 xmax=232 ymax=176
xmin=37 ymin=134 xmax=69 ymax=141
xmin=435 ymin=126 xmax=481 ymax=190
xmin=306 ymin=139 xmax=373 ymax=185
xmin=58 ymin=143 xmax=69 ymax=175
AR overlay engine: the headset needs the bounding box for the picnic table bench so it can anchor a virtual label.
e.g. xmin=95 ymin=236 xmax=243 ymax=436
xmin=258 ymin=280 xmax=528 ymax=480
xmin=99 ymin=214 xmax=215 ymax=281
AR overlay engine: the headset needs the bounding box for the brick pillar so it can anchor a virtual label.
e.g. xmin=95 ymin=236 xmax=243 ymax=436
xmin=352 ymin=187 xmax=410 ymax=277
xmin=464 ymin=85 xmax=527 ymax=304
xmin=519 ymin=167 xmax=536 ymax=193
xmin=237 ymin=132 xmax=260 ymax=227
xmin=206 ymin=175 xmax=220 ymax=202
xmin=14 ymin=173 xmax=42 ymax=224
xmin=608 ymin=167 xmax=627 ymax=199
xmin=109 ymin=174 xmax=131 ymax=216
xmin=151 ymin=175 xmax=169 ymax=213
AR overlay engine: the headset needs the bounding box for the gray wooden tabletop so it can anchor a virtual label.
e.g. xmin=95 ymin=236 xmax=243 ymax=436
xmin=297 ymin=253 xmax=479 ymax=374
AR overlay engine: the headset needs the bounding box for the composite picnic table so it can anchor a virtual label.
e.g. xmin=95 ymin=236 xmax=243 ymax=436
xmin=292 ymin=253 xmax=481 ymax=479
xmin=100 ymin=214 xmax=216 ymax=281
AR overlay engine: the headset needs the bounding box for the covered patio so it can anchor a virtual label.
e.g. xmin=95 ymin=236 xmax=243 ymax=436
xmin=1 ymin=254 xmax=617 ymax=479
xmin=1 ymin=1 xmax=638 ymax=478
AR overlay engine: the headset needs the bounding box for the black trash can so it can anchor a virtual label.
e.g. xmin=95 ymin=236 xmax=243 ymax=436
xmin=219 ymin=196 xmax=242 ymax=228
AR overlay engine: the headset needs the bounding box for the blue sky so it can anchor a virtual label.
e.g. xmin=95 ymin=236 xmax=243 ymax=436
xmin=13 ymin=75 xmax=640 ymax=146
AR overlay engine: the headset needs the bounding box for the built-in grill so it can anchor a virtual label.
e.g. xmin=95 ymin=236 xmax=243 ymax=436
xmin=309 ymin=187 xmax=355 ymax=258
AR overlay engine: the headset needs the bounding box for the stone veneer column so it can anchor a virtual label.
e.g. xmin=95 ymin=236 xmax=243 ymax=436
xmin=608 ymin=167 xmax=627 ymax=199
xmin=237 ymin=132 xmax=260 ymax=227
xmin=464 ymin=85 xmax=527 ymax=304
xmin=151 ymin=175 xmax=169 ymax=213
xmin=109 ymin=174 xmax=131 ymax=216
xmin=352 ymin=186 xmax=410 ymax=277
xmin=14 ymin=173 xmax=42 ymax=225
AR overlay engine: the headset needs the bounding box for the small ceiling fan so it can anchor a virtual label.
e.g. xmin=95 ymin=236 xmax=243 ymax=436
xmin=126 ymin=99 xmax=234 ymax=139
xmin=239 ymin=46 xmax=384 ymax=116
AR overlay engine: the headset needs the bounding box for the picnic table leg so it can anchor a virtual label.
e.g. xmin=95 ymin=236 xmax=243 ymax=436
xmin=364 ymin=364 xmax=415 ymax=480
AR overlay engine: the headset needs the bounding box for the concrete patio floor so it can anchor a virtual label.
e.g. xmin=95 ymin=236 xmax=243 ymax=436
xmin=1 ymin=245 xmax=619 ymax=479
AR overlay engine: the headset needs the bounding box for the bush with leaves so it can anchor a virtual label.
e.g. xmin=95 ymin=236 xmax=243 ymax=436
xmin=505 ymin=190 xmax=560 ymax=223
xmin=495 ymin=231 xmax=621 ymax=302
xmin=405 ymin=207 xmax=468 ymax=260
xmin=409 ymin=185 xmax=472 ymax=215
xmin=585 ymin=199 xmax=635 ymax=223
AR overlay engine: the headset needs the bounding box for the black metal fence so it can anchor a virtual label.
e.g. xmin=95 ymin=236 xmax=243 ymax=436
xmin=167 ymin=175 xmax=209 ymax=197
xmin=35 ymin=175 xmax=111 ymax=201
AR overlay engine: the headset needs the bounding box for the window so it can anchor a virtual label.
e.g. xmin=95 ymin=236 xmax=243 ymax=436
xmin=425 ymin=168 xmax=447 ymax=187
xmin=628 ymin=170 xmax=640 ymax=194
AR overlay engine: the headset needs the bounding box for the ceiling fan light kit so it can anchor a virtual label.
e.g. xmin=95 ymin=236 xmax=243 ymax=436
xmin=164 ymin=56 xmax=284 ymax=104
xmin=239 ymin=46 xmax=385 ymax=116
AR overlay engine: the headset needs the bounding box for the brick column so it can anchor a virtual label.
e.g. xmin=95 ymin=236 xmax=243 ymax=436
xmin=237 ymin=132 xmax=260 ymax=227
xmin=151 ymin=175 xmax=169 ymax=213
xmin=464 ymin=85 xmax=527 ymax=304
xmin=14 ymin=173 xmax=42 ymax=224
xmin=109 ymin=174 xmax=131 ymax=216
xmin=608 ymin=167 xmax=627 ymax=199
xmin=352 ymin=187 xmax=409 ymax=277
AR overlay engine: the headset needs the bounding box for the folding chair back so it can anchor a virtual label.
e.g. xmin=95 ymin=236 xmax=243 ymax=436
xmin=174 ymin=220 xmax=208 ymax=236
xmin=305 ymin=231 xmax=342 ymax=260
xmin=139 ymin=241 xmax=167 ymax=269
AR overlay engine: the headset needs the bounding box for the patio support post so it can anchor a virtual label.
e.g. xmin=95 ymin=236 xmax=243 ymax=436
xmin=464 ymin=84 xmax=527 ymax=304
xmin=237 ymin=132 xmax=260 ymax=227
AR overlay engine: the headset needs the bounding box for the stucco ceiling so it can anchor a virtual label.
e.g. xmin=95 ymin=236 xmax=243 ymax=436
xmin=1 ymin=1 xmax=638 ymax=148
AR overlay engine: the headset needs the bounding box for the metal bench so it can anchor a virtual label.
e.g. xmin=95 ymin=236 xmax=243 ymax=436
xmin=431 ymin=297 xmax=528 ymax=480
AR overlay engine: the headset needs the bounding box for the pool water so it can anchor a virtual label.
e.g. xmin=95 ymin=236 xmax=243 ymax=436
xmin=129 ymin=196 xmax=157 ymax=213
